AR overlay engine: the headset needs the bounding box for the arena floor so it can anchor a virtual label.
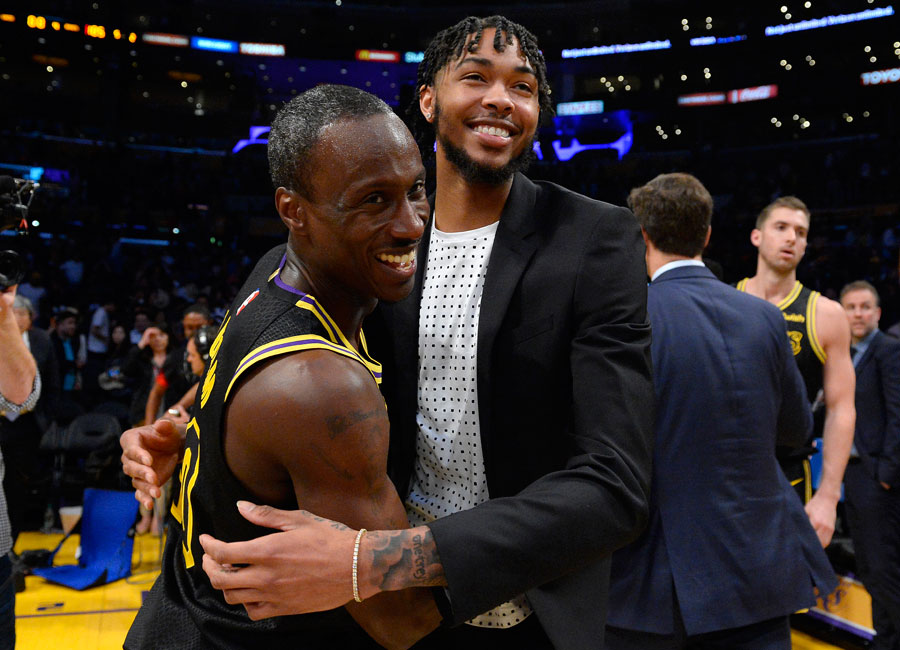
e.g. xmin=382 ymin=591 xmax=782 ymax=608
xmin=13 ymin=530 xmax=851 ymax=650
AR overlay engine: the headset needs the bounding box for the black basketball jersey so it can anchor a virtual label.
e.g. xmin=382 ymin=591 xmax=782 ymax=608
xmin=125 ymin=245 xmax=382 ymax=649
xmin=736 ymin=279 xmax=825 ymax=403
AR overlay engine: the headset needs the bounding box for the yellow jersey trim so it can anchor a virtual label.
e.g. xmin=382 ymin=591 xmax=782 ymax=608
xmin=776 ymin=281 xmax=803 ymax=311
xmin=806 ymin=291 xmax=826 ymax=364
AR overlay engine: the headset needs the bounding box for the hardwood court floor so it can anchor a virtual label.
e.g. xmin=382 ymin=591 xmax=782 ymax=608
xmin=14 ymin=530 xmax=850 ymax=650
xmin=14 ymin=530 xmax=161 ymax=650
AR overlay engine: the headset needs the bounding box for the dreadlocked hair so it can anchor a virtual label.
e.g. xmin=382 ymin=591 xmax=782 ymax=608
xmin=407 ymin=15 xmax=554 ymax=157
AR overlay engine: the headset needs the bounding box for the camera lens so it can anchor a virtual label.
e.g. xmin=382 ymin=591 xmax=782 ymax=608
xmin=0 ymin=250 xmax=26 ymax=290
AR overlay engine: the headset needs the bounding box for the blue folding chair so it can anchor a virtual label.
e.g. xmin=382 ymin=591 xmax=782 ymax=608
xmin=32 ymin=488 xmax=139 ymax=590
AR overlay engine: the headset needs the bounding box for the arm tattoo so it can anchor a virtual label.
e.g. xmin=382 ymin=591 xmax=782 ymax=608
xmin=309 ymin=443 xmax=354 ymax=481
xmin=309 ymin=513 xmax=350 ymax=532
xmin=367 ymin=527 xmax=446 ymax=591
xmin=324 ymin=408 xmax=384 ymax=440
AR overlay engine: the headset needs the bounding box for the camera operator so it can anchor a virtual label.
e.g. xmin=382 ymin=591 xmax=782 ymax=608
xmin=0 ymin=289 xmax=40 ymax=650
xmin=0 ymin=175 xmax=41 ymax=649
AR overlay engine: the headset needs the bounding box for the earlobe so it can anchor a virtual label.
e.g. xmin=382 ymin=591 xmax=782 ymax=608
xmin=276 ymin=188 xmax=305 ymax=233
xmin=419 ymin=85 xmax=435 ymax=123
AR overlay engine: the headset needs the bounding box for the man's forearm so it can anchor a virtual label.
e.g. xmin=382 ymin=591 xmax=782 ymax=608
xmin=358 ymin=525 xmax=446 ymax=601
xmin=816 ymin=405 xmax=855 ymax=500
xmin=0 ymin=316 xmax=37 ymax=405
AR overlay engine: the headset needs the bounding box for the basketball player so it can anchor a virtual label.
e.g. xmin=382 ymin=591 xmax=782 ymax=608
xmin=736 ymin=196 xmax=855 ymax=547
xmin=123 ymin=85 xmax=440 ymax=649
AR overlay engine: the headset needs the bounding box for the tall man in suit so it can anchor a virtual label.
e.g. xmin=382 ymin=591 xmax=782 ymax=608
xmin=606 ymin=173 xmax=835 ymax=650
xmin=840 ymin=281 xmax=900 ymax=650
xmin=122 ymin=15 xmax=654 ymax=650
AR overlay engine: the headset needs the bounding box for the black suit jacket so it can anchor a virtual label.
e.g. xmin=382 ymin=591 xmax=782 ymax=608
xmin=374 ymin=173 xmax=654 ymax=649
xmin=853 ymin=330 xmax=900 ymax=486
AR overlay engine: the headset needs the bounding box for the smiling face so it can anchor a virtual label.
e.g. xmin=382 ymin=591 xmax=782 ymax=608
xmin=751 ymin=206 xmax=810 ymax=274
xmin=283 ymin=112 xmax=428 ymax=308
xmin=420 ymin=28 xmax=540 ymax=185
xmin=841 ymin=288 xmax=881 ymax=343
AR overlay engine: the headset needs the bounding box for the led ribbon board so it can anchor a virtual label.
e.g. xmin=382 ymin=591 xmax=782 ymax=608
xmin=561 ymin=40 xmax=670 ymax=59
xmin=690 ymin=35 xmax=747 ymax=46
xmin=239 ymin=42 xmax=285 ymax=56
xmin=356 ymin=50 xmax=400 ymax=62
xmin=678 ymin=84 xmax=778 ymax=106
xmin=861 ymin=67 xmax=900 ymax=85
xmin=556 ymin=100 xmax=605 ymax=116
xmin=765 ymin=6 xmax=894 ymax=36
xmin=191 ymin=37 xmax=238 ymax=53
xmin=143 ymin=33 xmax=189 ymax=47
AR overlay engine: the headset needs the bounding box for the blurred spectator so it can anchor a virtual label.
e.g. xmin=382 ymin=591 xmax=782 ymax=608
xmin=129 ymin=310 xmax=151 ymax=345
xmin=97 ymin=324 xmax=135 ymax=409
xmin=122 ymin=324 xmax=170 ymax=427
xmin=49 ymin=307 xmax=86 ymax=423
xmin=142 ymin=304 xmax=211 ymax=426
xmin=58 ymin=246 xmax=84 ymax=288
xmin=16 ymin=272 xmax=47 ymax=324
xmin=84 ymin=297 xmax=117 ymax=407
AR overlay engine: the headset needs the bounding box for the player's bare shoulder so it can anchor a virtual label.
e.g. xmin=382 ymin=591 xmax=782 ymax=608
xmin=814 ymin=294 xmax=852 ymax=354
xmin=223 ymin=349 xmax=390 ymax=504
xmin=229 ymin=349 xmax=386 ymax=440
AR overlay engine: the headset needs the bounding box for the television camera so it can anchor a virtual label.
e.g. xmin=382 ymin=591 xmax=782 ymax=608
xmin=0 ymin=175 xmax=38 ymax=291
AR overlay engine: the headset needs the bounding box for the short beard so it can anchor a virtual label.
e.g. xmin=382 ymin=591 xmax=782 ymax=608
xmin=433 ymin=103 xmax=536 ymax=186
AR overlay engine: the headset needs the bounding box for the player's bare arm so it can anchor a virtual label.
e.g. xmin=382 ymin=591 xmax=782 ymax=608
xmin=807 ymin=296 xmax=855 ymax=547
xmin=212 ymin=349 xmax=441 ymax=648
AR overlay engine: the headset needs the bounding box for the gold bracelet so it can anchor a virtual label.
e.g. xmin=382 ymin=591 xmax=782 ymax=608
xmin=352 ymin=528 xmax=367 ymax=603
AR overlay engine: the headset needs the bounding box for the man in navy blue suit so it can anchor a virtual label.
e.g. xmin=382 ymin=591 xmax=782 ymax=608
xmin=840 ymin=281 xmax=900 ymax=650
xmin=606 ymin=173 xmax=835 ymax=650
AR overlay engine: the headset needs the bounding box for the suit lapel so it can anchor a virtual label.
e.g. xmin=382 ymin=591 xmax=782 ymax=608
xmin=477 ymin=174 xmax=539 ymax=463
xmin=854 ymin=330 xmax=881 ymax=373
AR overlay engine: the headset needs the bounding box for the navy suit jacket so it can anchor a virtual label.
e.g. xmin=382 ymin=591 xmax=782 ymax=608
xmin=373 ymin=173 xmax=655 ymax=649
xmin=607 ymin=265 xmax=836 ymax=636
xmin=853 ymin=330 xmax=900 ymax=486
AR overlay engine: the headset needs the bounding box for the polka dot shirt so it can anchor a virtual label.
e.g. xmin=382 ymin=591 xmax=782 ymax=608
xmin=405 ymin=220 xmax=533 ymax=628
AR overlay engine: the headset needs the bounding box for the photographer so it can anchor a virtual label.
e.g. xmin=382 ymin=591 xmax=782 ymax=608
xmin=1 ymin=175 xmax=41 ymax=649
xmin=0 ymin=290 xmax=41 ymax=650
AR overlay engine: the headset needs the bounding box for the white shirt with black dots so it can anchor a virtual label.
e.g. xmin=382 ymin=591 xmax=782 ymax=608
xmin=405 ymin=220 xmax=533 ymax=628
